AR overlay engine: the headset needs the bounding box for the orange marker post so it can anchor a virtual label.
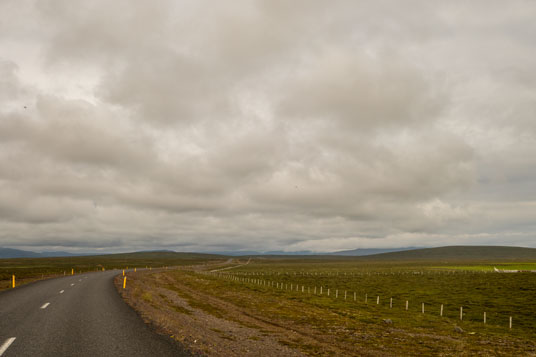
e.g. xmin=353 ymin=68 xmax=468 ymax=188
xmin=123 ymin=276 xmax=127 ymax=289
xmin=12 ymin=275 xmax=15 ymax=288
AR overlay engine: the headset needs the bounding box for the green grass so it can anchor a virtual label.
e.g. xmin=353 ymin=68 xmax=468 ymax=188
xmin=354 ymin=246 xmax=536 ymax=261
xmin=214 ymin=259 xmax=536 ymax=339
xmin=436 ymin=263 xmax=536 ymax=271
xmin=0 ymin=251 xmax=225 ymax=290
xmin=151 ymin=261 xmax=536 ymax=356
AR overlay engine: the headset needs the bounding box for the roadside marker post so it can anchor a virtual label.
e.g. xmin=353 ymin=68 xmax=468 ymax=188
xmin=123 ymin=270 xmax=125 ymax=277
xmin=71 ymin=268 xmax=74 ymax=275
xmin=12 ymin=275 xmax=15 ymax=288
xmin=123 ymin=276 xmax=127 ymax=289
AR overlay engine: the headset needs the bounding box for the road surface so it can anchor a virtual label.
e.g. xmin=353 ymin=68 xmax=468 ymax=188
xmin=0 ymin=270 xmax=189 ymax=356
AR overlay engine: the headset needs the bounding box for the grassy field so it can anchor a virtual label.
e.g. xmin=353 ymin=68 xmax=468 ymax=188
xmin=3 ymin=248 xmax=536 ymax=355
xmin=119 ymin=256 xmax=536 ymax=356
xmin=223 ymin=260 xmax=536 ymax=333
xmin=0 ymin=251 xmax=225 ymax=290
xmin=434 ymin=263 xmax=536 ymax=271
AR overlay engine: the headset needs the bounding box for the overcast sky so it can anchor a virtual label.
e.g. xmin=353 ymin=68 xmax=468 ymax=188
xmin=0 ymin=1 xmax=535 ymax=253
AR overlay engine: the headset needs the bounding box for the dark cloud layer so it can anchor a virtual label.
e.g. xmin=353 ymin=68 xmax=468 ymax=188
xmin=0 ymin=1 xmax=535 ymax=253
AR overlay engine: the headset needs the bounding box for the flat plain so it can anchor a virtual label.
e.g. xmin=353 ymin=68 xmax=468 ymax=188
xmin=2 ymin=248 xmax=536 ymax=356
xmin=117 ymin=252 xmax=536 ymax=356
xmin=0 ymin=251 xmax=223 ymax=290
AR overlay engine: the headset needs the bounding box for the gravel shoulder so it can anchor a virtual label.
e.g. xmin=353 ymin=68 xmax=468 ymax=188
xmin=116 ymin=266 xmax=536 ymax=356
xmin=116 ymin=269 xmax=313 ymax=356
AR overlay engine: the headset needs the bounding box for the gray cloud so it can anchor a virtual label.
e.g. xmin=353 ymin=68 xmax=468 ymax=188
xmin=0 ymin=1 xmax=535 ymax=252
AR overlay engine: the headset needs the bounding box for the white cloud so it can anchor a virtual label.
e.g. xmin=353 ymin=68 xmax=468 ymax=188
xmin=0 ymin=1 xmax=535 ymax=252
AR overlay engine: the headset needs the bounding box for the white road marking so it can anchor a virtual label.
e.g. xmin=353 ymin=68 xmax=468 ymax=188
xmin=59 ymin=290 xmax=64 ymax=294
xmin=78 ymin=279 xmax=81 ymax=282
xmin=0 ymin=337 xmax=16 ymax=356
xmin=40 ymin=302 xmax=50 ymax=309
xmin=70 ymin=283 xmax=75 ymax=286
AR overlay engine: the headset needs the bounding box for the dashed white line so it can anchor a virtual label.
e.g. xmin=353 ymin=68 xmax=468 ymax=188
xmin=70 ymin=283 xmax=75 ymax=286
xmin=0 ymin=337 xmax=16 ymax=356
xmin=59 ymin=290 xmax=64 ymax=294
xmin=40 ymin=302 xmax=50 ymax=309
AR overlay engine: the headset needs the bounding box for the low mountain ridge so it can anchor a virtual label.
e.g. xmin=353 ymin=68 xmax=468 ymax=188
xmin=0 ymin=247 xmax=77 ymax=259
xmin=358 ymin=245 xmax=536 ymax=261
xmin=328 ymin=247 xmax=420 ymax=256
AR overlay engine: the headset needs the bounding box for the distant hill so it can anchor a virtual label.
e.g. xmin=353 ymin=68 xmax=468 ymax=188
xmin=0 ymin=247 xmax=77 ymax=259
xmin=212 ymin=249 xmax=421 ymax=256
xmin=0 ymin=248 xmax=42 ymax=259
xmin=0 ymin=248 xmax=225 ymax=260
xmin=329 ymin=247 xmax=420 ymax=256
xmin=358 ymin=246 xmax=536 ymax=261
xmin=105 ymin=251 xmax=224 ymax=260
xmin=215 ymin=250 xmax=315 ymax=256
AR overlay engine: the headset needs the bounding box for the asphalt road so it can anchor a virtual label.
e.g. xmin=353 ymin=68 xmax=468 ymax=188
xmin=0 ymin=270 xmax=190 ymax=356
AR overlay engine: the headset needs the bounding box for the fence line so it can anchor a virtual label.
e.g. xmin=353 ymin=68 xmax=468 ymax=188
xmin=200 ymin=270 xmax=517 ymax=331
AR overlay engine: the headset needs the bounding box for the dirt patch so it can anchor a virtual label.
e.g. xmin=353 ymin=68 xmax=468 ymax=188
xmin=116 ymin=271 xmax=312 ymax=356
xmin=116 ymin=268 xmax=536 ymax=356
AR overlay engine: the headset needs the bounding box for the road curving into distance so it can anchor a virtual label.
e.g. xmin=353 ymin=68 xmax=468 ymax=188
xmin=0 ymin=270 xmax=190 ymax=356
